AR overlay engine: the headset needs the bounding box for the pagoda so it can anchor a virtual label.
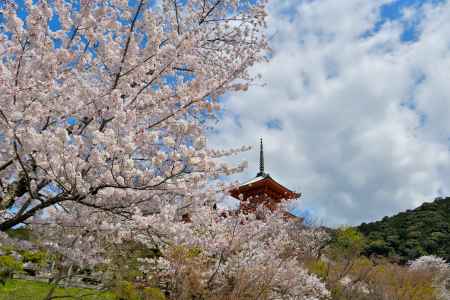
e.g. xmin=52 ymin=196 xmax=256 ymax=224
xmin=230 ymin=139 xmax=301 ymax=214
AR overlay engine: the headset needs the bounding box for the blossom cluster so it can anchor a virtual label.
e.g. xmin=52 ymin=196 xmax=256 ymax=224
xmin=129 ymin=206 xmax=331 ymax=299
xmin=0 ymin=0 xmax=267 ymax=231
xmin=409 ymin=256 xmax=450 ymax=300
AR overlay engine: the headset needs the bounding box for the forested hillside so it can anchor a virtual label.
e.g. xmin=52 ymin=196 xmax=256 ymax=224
xmin=358 ymin=197 xmax=450 ymax=263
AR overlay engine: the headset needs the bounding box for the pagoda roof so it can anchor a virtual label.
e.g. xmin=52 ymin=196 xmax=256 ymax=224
xmin=239 ymin=175 xmax=266 ymax=186
xmin=233 ymin=173 xmax=301 ymax=199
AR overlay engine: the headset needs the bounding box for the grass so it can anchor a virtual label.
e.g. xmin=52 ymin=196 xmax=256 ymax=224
xmin=0 ymin=279 xmax=115 ymax=300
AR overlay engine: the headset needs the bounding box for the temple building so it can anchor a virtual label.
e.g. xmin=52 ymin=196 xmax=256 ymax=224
xmin=230 ymin=139 xmax=301 ymax=215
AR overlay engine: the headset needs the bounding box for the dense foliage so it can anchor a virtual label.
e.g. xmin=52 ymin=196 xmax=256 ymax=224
xmin=358 ymin=197 xmax=450 ymax=263
xmin=311 ymin=228 xmax=450 ymax=300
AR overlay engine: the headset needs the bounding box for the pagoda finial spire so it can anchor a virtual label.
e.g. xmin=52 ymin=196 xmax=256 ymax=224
xmin=257 ymin=138 xmax=265 ymax=176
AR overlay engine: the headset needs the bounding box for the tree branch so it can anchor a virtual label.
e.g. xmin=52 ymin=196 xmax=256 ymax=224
xmin=0 ymin=192 xmax=71 ymax=231
xmin=199 ymin=0 xmax=222 ymax=25
xmin=173 ymin=0 xmax=181 ymax=35
xmin=111 ymin=0 xmax=145 ymax=90
xmin=0 ymin=159 xmax=14 ymax=172
xmin=13 ymin=39 xmax=28 ymax=104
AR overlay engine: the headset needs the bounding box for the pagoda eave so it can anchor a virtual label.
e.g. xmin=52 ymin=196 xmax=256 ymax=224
xmin=230 ymin=175 xmax=300 ymax=201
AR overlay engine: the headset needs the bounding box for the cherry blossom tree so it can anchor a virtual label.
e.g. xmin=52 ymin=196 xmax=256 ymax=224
xmin=152 ymin=206 xmax=330 ymax=299
xmin=30 ymin=204 xmax=331 ymax=299
xmin=0 ymin=2 xmax=333 ymax=299
xmin=0 ymin=0 xmax=266 ymax=231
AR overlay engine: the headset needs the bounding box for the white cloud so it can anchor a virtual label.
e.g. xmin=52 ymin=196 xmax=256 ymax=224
xmin=208 ymin=0 xmax=450 ymax=226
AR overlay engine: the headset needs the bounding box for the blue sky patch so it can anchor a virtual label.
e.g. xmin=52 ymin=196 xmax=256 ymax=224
xmin=266 ymin=118 xmax=283 ymax=130
xmin=291 ymin=207 xmax=315 ymax=224
xmin=364 ymin=0 xmax=446 ymax=42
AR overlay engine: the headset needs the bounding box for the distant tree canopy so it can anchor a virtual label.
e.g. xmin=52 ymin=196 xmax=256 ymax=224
xmin=358 ymin=197 xmax=450 ymax=263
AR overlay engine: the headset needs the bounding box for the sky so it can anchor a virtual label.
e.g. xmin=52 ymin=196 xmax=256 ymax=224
xmin=208 ymin=0 xmax=450 ymax=226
